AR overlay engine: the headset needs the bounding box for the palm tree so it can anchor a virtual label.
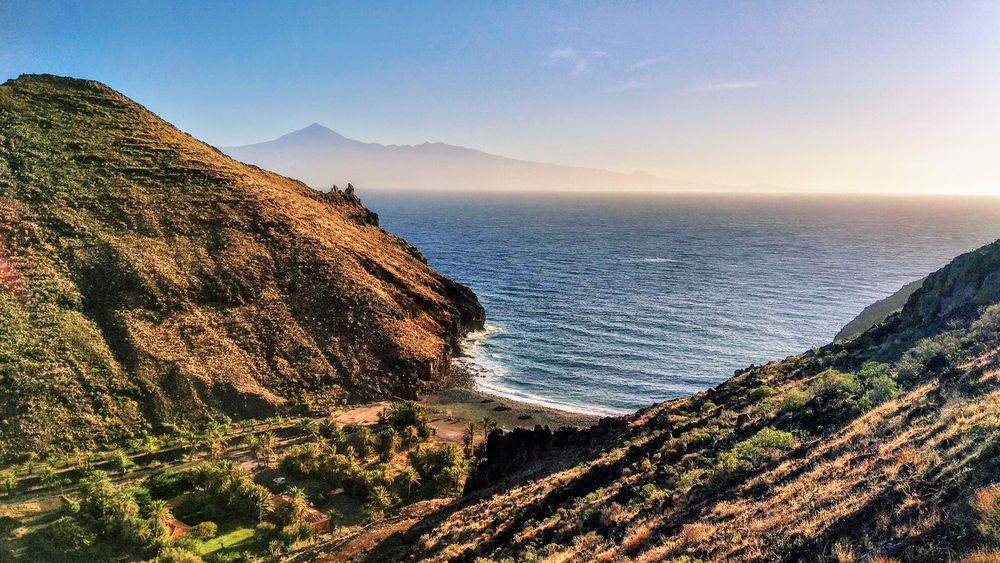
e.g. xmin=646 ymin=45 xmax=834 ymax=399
xmin=283 ymin=486 xmax=311 ymax=524
xmin=399 ymin=466 xmax=421 ymax=497
xmin=259 ymin=432 xmax=278 ymax=467
xmin=354 ymin=427 xmax=375 ymax=459
xmin=463 ymin=422 xmax=477 ymax=458
xmin=366 ymin=485 xmax=394 ymax=518
xmin=142 ymin=435 xmax=160 ymax=456
xmin=112 ymin=449 xmax=135 ymax=474
xmin=482 ymin=416 xmax=499 ymax=441
xmin=0 ymin=470 xmax=17 ymax=497
xmin=376 ymin=428 xmax=399 ymax=461
xmin=39 ymin=465 xmax=59 ymax=492
xmin=147 ymin=499 xmax=174 ymax=537
xmin=296 ymin=417 xmax=319 ymax=438
xmin=24 ymin=452 xmax=38 ymax=475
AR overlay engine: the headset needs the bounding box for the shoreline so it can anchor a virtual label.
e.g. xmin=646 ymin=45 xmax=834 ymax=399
xmin=423 ymin=356 xmax=605 ymax=430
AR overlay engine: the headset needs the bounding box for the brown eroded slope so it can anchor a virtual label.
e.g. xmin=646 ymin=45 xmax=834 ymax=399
xmin=0 ymin=74 xmax=483 ymax=457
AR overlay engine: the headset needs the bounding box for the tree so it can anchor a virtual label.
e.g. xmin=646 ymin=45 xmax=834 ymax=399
xmin=0 ymin=470 xmax=17 ymax=497
xmin=113 ymin=449 xmax=136 ymax=474
xmin=147 ymin=499 xmax=174 ymax=538
xmin=275 ymin=487 xmax=311 ymax=525
xmin=142 ymin=435 xmax=161 ymax=456
xmin=463 ymin=422 xmax=477 ymax=458
xmin=353 ymin=427 xmax=375 ymax=459
xmin=296 ymin=418 xmax=319 ymax=438
xmin=398 ymin=466 xmax=421 ymax=498
xmin=24 ymin=452 xmax=38 ymax=475
xmin=366 ymin=485 xmax=394 ymax=518
xmin=249 ymin=432 xmax=278 ymax=467
xmin=482 ymin=417 xmax=499 ymax=441
xmin=376 ymin=428 xmax=400 ymax=461
xmin=39 ymin=464 xmax=60 ymax=491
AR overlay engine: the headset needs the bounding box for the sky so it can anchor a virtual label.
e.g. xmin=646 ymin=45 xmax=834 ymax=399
xmin=2 ymin=1 xmax=1000 ymax=195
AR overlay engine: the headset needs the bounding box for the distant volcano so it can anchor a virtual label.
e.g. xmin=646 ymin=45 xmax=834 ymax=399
xmin=223 ymin=123 xmax=692 ymax=192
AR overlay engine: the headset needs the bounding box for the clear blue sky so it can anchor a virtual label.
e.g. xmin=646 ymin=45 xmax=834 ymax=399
xmin=3 ymin=1 xmax=1000 ymax=193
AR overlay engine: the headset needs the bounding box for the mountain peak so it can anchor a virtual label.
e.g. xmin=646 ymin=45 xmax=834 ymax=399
xmin=276 ymin=122 xmax=351 ymax=144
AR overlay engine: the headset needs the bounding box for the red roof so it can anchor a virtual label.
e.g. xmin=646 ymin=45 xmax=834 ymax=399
xmin=165 ymin=518 xmax=191 ymax=540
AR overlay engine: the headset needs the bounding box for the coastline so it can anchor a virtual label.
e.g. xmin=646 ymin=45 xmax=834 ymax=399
xmin=437 ymin=327 xmax=613 ymax=428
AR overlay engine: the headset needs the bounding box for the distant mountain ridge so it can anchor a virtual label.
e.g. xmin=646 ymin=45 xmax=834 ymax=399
xmin=223 ymin=124 xmax=693 ymax=192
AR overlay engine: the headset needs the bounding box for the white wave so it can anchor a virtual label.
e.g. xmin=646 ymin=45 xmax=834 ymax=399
xmin=456 ymin=326 xmax=630 ymax=418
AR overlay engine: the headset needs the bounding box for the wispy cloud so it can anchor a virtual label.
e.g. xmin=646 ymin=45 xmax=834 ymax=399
xmin=549 ymin=48 xmax=577 ymax=61
xmin=547 ymin=47 xmax=593 ymax=77
xmin=610 ymin=79 xmax=648 ymax=92
xmin=629 ymin=57 xmax=666 ymax=70
xmin=592 ymin=50 xmax=608 ymax=56
xmin=694 ymin=80 xmax=771 ymax=91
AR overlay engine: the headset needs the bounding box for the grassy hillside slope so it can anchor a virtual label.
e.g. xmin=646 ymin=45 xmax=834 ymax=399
xmin=370 ymin=241 xmax=1000 ymax=563
xmin=0 ymin=75 xmax=483 ymax=458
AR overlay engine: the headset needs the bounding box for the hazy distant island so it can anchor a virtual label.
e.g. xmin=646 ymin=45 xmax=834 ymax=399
xmin=223 ymin=123 xmax=705 ymax=192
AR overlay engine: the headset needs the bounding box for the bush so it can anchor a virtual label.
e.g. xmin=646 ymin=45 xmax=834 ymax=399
xmin=46 ymin=516 xmax=96 ymax=553
xmin=973 ymin=485 xmax=1000 ymax=543
xmin=811 ymin=370 xmax=860 ymax=398
xmin=896 ymin=336 xmax=962 ymax=380
xmin=156 ymin=546 xmax=204 ymax=562
xmin=381 ymin=401 xmax=432 ymax=442
xmin=748 ymin=386 xmax=774 ymax=402
xmin=780 ymin=387 xmax=813 ymax=413
xmin=188 ymin=521 xmax=217 ymax=539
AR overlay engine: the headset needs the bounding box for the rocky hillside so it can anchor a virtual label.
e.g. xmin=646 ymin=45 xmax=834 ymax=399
xmin=0 ymin=75 xmax=483 ymax=458
xmin=835 ymin=278 xmax=924 ymax=341
xmin=369 ymin=241 xmax=1000 ymax=563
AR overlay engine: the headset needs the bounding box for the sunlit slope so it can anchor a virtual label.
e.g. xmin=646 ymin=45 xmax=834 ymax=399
xmin=0 ymin=74 xmax=483 ymax=458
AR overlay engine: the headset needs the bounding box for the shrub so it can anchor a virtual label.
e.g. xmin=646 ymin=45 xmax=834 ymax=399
xmin=156 ymin=546 xmax=204 ymax=562
xmin=144 ymin=469 xmax=195 ymax=500
xmin=811 ymin=370 xmax=860 ymax=398
xmin=381 ymin=401 xmax=431 ymax=442
xmin=748 ymin=386 xmax=774 ymax=402
xmin=973 ymin=485 xmax=1000 ymax=543
xmin=970 ymin=304 xmax=1000 ymax=349
xmin=188 ymin=521 xmax=217 ymax=539
xmin=896 ymin=336 xmax=962 ymax=380
xmin=780 ymin=387 xmax=813 ymax=413
xmin=46 ymin=517 xmax=96 ymax=553
xmin=731 ymin=428 xmax=797 ymax=464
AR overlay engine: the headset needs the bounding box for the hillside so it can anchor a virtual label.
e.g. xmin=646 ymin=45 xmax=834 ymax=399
xmin=222 ymin=124 xmax=691 ymax=192
xmin=0 ymin=75 xmax=483 ymax=458
xmin=835 ymin=278 xmax=925 ymax=341
xmin=365 ymin=240 xmax=1000 ymax=563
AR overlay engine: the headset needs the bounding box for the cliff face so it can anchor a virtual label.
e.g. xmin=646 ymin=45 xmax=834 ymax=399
xmin=835 ymin=278 xmax=924 ymax=341
xmin=371 ymin=239 xmax=1000 ymax=563
xmin=0 ymin=74 xmax=483 ymax=456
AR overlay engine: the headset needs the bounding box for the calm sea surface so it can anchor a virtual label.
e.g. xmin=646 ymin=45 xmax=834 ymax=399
xmin=364 ymin=192 xmax=1000 ymax=415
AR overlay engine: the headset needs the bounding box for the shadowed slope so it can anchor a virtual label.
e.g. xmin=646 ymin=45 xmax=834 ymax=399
xmin=0 ymin=74 xmax=483 ymax=457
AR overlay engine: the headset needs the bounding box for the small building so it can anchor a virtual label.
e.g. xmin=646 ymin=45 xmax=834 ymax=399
xmin=164 ymin=518 xmax=192 ymax=540
xmin=271 ymin=494 xmax=330 ymax=533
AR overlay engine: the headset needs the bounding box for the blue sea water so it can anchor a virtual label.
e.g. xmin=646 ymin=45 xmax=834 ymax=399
xmin=364 ymin=191 xmax=1000 ymax=416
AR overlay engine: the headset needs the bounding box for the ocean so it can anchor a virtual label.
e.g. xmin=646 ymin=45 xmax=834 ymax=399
xmin=364 ymin=191 xmax=1000 ymax=416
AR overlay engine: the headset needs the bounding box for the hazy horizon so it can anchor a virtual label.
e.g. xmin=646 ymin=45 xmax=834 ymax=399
xmin=4 ymin=1 xmax=1000 ymax=195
